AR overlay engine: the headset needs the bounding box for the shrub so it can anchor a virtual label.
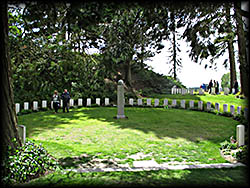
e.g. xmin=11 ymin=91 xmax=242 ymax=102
xmin=1 ymin=139 xmax=60 ymax=186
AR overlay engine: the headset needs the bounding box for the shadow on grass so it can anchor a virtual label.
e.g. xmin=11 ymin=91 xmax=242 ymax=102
xmin=20 ymin=107 xmax=237 ymax=144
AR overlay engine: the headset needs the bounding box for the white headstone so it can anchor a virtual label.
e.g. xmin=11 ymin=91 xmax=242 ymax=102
xmin=237 ymin=125 xmax=245 ymax=146
xmin=18 ymin=125 xmax=26 ymax=144
xmin=60 ymin=99 xmax=63 ymax=107
xmin=237 ymin=106 xmax=242 ymax=115
xmin=42 ymin=100 xmax=47 ymax=108
xmin=207 ymin=102 xmax=211 ymax=111
xmin=96 ymin=98 xmax=101 ymax=106
xmin=189 ymin=100 xmax=194 ymax=109
xmin=147 ymin=99 xmax=151 ymax=106
xmin=178 ymin=88 xmax=181 ymax=94
xmin=199 ymin=89 xmax=204 ymax=95
xmin=137 ymin=99 xmax=142 ymax=106
xmin=230 ymin=105 xmax=235 ymax=115
xmin=78 ymin=98 xmax=83 ymax=106
xmin=232 ymin=88 xmax=235 ymax=94
xmin=211 ymin=88 xmax=216 ymax=95
xmin=117 ymin=80 xmax=126 ymax=118
xmin=223 ymin=104 xmax=228 ymax=112
xmin=163 ymin=99 xmax=168 ymax=106
xmin=33 ymin=101 xmax=38 ymax=111
xmin=181 ymin=88 xmax=185 ymax=95
xmin=154 ymin=99 xmax=159 ymax=107
xmin=215 ymin=103 xmax=220 ymax=111
xmin=87 ymin=98 xmax=91 ymax=106
xmin=171 ymin=87 xmax=175 ymax=94
xmin=129 ymin=98 xmax=134 ymax=106
xmin=51 ymin=101 xmax=53 ymax=109
xmin=190 ymin=89 xmax=194 ymax=95
xmin=15 ymin=103 xmax=20 ymax=114
xmin=224 ymin=87 xmax=229 ymax=95
xmin=24 ymin=102 xmax=29 ymax=110
xmin=172 ymin=99 xmax=176 ymax=107
xmin=181 ymin=100 xmax=185 ymax=108
xmin=198 ymin=101 xmax=203 ymax=110
xmin=69 ymin=99 xmax=74 ymax=107
xmin=105 ymin=98 xmax=109 ymax=106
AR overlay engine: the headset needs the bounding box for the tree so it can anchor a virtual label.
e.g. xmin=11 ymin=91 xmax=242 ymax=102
xmin=167 ymin=11 xmax=183 ymax=80
xmin=225 ymin=4 xmax=237 ymax=93
xmin=234 ymin=2 xmax=248 ymax=97
xmin=1 ymin=1 xmax=22 ymax=150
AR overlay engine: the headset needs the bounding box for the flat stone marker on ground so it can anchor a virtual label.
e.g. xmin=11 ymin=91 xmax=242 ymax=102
xmin=96 ymin=98 xmax=101 ymax=106
xmin=163 ymin=99 xmax=168 ymax=106
xmin=230 ymin=105 xmax=235 ymax=115
xmin=237 ymin=125 xmax=245 ymax=146
xmin=223 ymin=104 xmax=228 ymax=112
xmin=147 ymin=99 xmax=151 ymax=106
xmin=129 ymin=98 xmax=134 ymax=106
xmin=116 ymin=80 xmax=126 ymax=119
xmin=237 ymin=106 xmax=242 ymax=115
xmin=189 ymin=100 xmax=194 ymax=109
xmin=78 ymin=98 xmax=83 ymax=106
xmin=180 ymin=100 xmax=185 ymax=108
xmin=105 ymin=98 xmax=109 ymax=106
xmin=42 ymin=100 xmax=47 ymax=108
xmin=15 ymin=103 xmax=20 ymax=114
xmin=69 ymin=99 xmax=74 ymax=107
xmin=215 ymin=103 xmax=220 ymax=111
xmin=33 ymin=101 xmax=38 ymax=111
xmin=87 ymin=98 xmax=91 ymax=106
xmin=137 ymin=99 xmax=142 ymax=106
xmin=18 ymin=125 xmax=26 ymax=144
xmin=154 ymin=99 xmax=159 ymax=107
xmin=24 ymin=102 xmax=29 ymax=110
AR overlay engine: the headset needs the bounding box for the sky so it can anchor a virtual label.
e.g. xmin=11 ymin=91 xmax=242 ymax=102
xmin=145 ymin=40 xmax=239 ymax=88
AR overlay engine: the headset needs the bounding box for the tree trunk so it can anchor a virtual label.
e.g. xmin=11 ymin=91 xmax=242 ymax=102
xmin=124 ymin=59 xmax=132 ymax=87
xmin=0 ymin=1 xmax=22 ymax=150
xmin=234 ymin=2 xmax=248 ymax=97
xmin=226 ymin=5 xmax=237 ymax=93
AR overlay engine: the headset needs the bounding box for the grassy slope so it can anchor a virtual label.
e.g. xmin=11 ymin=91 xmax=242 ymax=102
xmin=147 ymin=93 xmax=247 ymax=111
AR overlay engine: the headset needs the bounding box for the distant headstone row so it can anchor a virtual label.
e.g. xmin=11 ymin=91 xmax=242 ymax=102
xmin=171 ymin=87 xmax=231 ymax=95
xmin=15 ymin=98 xmax=248 ymax=120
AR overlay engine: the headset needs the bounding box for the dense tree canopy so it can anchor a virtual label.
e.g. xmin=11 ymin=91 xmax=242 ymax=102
xmin=7 ymin=1 xmax=249 ymax=105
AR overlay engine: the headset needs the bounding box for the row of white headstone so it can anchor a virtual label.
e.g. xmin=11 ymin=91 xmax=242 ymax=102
xmin=15 ymin=98 xmax=248 ymax=118
xmin=171 ymin=87 xmax=232 ymax=95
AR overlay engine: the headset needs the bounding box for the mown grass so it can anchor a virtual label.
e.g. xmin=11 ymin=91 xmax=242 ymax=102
xmin=18 ymin=107 xmax=239 ymax=165
xmin=23 ymin=167 xmax=249 ymax=187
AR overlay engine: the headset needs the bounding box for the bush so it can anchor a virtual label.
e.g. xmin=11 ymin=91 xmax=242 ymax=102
xmin=1 ymin=139 xmax=60 ymax=186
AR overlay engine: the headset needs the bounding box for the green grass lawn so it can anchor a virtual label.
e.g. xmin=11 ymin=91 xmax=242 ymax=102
xmin=17 ymin=105 xmax=248 ymax=187
xmin=18 ymin=107 xmax=239 ymax=165
xmin=22 ymin=167 xmax=249 ymax=187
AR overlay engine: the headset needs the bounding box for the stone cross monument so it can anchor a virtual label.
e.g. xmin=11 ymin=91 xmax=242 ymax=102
xmin=116 ymin=80 xmax=126 ymax=119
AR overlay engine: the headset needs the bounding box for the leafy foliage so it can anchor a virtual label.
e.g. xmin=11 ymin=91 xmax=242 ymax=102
xmin=1 ymin=139 xmax=60 ymax=186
